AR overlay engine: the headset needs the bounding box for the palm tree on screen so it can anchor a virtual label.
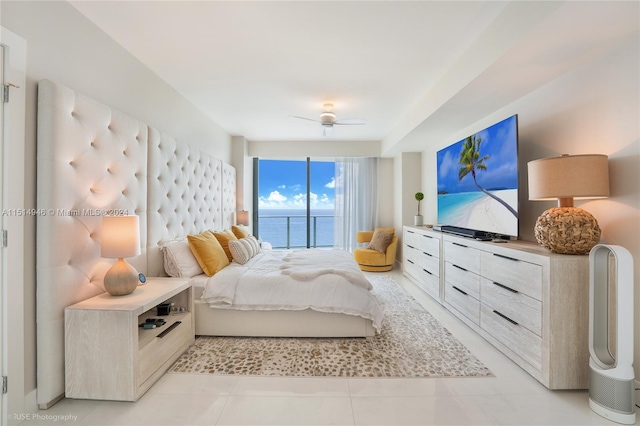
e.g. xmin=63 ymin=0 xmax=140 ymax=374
xmin=458 ymin=135 xmax=518 ymax=218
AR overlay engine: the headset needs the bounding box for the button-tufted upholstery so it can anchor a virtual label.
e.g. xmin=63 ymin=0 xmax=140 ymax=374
xmin=146 ymin=127 xmax=227 ymax=276
xmin=37 ymin=80 xmax=148 ymax=407
xmin=36 ymin=80 xmax=236 ymax=408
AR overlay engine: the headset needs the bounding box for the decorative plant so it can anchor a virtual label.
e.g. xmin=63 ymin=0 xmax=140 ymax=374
xmin=415 ymin=192 xmax=424 ymax=216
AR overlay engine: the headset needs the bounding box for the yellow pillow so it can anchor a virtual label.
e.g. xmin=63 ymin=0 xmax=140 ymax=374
xmin=213 ymin=229 xmax=238 ymax=262
xmin=231 ymin=224 xmax=250 ymax=239
xmin=187 ymin=231 xmax=230 ymax=276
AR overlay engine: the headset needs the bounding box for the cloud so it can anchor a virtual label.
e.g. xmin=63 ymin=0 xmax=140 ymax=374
xmin=268 ymin=190 xmax=287 ymax=202
xmin=325 ymin=178 xmax=335 ymax=189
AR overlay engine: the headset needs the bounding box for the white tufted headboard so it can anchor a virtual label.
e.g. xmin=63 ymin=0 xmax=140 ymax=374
xmin=36 ymin=80 xmax=236 ymax=408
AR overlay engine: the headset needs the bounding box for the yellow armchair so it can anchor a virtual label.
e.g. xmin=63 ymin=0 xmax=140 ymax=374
xmin=353 ymin=229 xmax=397 ymax=272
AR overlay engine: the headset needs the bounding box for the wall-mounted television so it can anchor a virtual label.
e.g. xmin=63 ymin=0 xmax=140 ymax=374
xmin=436 ymin=114 xmax=519 ymax=238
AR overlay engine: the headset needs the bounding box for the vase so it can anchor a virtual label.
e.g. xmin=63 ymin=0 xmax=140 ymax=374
xmin=414 ymin=215 xmax=423 ymax=226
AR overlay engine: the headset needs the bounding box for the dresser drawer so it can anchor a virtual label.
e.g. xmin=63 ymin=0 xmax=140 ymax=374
xmin=480 ymin=278 xmax=542 ymax=336
xmin=444 ymin=261 xmax=479 ymax=299
xmin=138 ymin=313 xmax=193 ymax=384
xmin=444 ymin=240 xmax=480 ymax=274
xmin=480 ymin=304 xmax=542 ymax=371
xmin=404 ymin=229 xmax=440 ymax=257
xmin=405 ymin=245 xmax=439 ymax=275
xmin=445 ymin=281 xmax=480 ymax=325
xmin=405 ymin=259 xmax=440 ymax=300
xmin=481 ymin=251 xmax=542 ymax=300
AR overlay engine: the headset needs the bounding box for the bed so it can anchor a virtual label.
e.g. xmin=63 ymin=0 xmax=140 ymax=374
xmin=35 ymin=79 xmax=379 ymax=408
xmin=194 ymin=248 xmax=381 ymax=337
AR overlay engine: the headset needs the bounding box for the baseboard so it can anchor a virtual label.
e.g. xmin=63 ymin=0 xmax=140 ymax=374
xmin=635 ymin=380 xmax=640 ymax=408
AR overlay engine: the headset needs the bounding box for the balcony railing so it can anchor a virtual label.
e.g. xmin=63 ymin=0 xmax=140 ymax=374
xmin=258 ymin=214 xmax=334 ymax=249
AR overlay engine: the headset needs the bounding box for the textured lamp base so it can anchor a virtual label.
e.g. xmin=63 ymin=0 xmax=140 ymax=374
xmin=534 ymin=207 xmax=601 ymax=255
xmin=104 ymin=258 xmax=139 ymax=296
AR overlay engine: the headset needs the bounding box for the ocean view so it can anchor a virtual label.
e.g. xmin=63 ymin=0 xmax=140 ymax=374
xmin=258 ymin=209 xmax=334 ymax=248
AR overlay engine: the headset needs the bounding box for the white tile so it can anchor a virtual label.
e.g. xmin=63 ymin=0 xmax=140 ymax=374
xmin=217 ymin=396 xmax=354 ymax=425
xmin=472 ymin=392 xmax=613 ymax=426
xmin=14 ymin=399 xmax=100 ymax=426
xmin=77 ymin=393 xmax=227 ymax=426
xmin=348 ymin=377 xmax=458 ymax=397
xmin=351 ymin=395 xmax=496 ymax=425
xmin=149 ymin=372 xmax=237 ymax=396
xmin=231 ymin=376 xmax=350 ymax=397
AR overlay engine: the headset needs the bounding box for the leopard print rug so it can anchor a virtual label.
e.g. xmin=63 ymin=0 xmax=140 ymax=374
xmin=169 ymin=275 xmax=492 ymax=378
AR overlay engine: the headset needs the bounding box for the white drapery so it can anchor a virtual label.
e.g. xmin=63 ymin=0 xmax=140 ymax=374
xmin=333 ymin=157 xmax=379 ymax=252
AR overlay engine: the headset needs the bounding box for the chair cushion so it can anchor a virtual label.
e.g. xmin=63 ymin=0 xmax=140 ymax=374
xmin=367 ymin=229 xmax=394 ymax=253
xmin=354 ymin=248 xmax=387 ymax=266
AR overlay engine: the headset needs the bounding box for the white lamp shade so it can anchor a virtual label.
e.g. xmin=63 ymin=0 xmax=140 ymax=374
xmin=237 ymin=210 xmax=249 ymax=226
xmin=101 ymin=215 xmax=141 ymax=258
xmin=528 ymin=154 xmax=609 ymax=200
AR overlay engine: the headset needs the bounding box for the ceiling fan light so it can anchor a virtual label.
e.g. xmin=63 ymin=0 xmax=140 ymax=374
xmin=320 ymin=111 xmax=335 ymax=125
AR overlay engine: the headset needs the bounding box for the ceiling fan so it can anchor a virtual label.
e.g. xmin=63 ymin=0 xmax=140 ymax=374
xmin=291 ymin=103 xmax=366 ymax=136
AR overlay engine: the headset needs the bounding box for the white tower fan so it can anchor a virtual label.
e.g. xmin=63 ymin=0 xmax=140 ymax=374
xmin=589 ymin=244 xmax=635 ymax=424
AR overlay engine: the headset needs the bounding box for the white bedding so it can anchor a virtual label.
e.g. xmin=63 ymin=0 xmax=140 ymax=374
xmin=200 ymin=249 xmax=384 ymax=332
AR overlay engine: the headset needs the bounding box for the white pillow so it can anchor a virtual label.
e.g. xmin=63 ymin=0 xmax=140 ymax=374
xmin=229 ymin=236 xmax=261 ymax=265
xmin=160 ymin=238 xmax=204 ymax=278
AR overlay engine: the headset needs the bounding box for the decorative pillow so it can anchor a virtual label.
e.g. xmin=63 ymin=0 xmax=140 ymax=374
xmin=231 ymin=224 xmax=250 ymax=239
xmin=228 ymin=236 xmax=261 ymax=265
xmin=187 ymin=231 xmax=230 ymax=276
xmin=213 ymin=229 xmax=238 ymax=262
xmin=367 ymin=230 xmax=394 ymax=254
xmin=160 ymin=238 xmax=204 ymax=278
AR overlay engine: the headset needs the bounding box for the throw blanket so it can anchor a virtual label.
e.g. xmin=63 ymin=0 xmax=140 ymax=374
xmin=200 ymin=249 xmax=383 ymax=332
xmin=280 ymin=249 xmax=372 ymax=290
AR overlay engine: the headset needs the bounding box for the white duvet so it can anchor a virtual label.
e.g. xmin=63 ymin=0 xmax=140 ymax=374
xmin=200 ymin=249 xmax=384 ymax=332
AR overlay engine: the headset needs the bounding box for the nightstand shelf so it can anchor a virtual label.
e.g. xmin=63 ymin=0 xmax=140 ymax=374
xmin=65 ymin=277 xmax=195 ymax=401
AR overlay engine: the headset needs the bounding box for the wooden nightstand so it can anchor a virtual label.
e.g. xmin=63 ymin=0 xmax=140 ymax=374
xmin=64 ymin=277 xmax=195 ymax=401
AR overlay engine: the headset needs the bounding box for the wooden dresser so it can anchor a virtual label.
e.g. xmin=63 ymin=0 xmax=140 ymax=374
xmin=402 ymin=226 xmax=590 ymax=389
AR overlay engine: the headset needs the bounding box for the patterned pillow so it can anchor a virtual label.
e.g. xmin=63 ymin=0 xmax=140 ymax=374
xmin=160 ymin=238 xmax=203 ymax=278
xmin=229 ymin=236 xmax=261 ymax=265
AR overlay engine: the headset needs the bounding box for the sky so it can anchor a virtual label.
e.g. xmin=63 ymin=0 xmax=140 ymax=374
xmin=437 ymin=115 xmax=518 ymax=194
xmin=258 ymin=160 xmax=335 ymax=210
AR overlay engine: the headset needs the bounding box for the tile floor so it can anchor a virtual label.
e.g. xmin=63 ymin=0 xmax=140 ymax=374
xmin=20 ymin=270 xmax=621 ymax=425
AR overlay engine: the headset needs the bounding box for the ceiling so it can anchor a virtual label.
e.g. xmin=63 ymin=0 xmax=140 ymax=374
xmin=69 ymin=1 xmax=638 ymax=154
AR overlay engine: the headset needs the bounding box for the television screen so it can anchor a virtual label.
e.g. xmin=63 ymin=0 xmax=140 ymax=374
xmin=436 ymin=115 xmax=519 ymax=238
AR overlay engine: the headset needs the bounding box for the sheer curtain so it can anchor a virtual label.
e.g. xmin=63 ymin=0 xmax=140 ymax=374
xmin=333 ymin=157 xmax=379 ymax=252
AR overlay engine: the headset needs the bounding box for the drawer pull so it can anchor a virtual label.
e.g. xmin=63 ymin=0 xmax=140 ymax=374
xmin=452 ymin=285 xmax=468 ymax=296
xmin=407 ymin=230 xmax=415 ymax=234
xmin=422 ymin=235 xmax=433 ymax=239
xmin=493 ymin=282 xmax=518 ymax=293
xmin=423 ymin=252 xmax=433 ymax=257
xmin=407 ymin=259 xmax=415 ymax=264
xmin=157 ymin=321 xmax=181 ymax=338
xmin=452 ymin=242 xmax=468 ymax=248
xmin=422 ymin=268 xmax=433 ymax=276
xmin=453 ymin=264 xmax=467 ymax=272
xmin=493 ymin=310 xmax=518 ymax=326
xmin=493 ymin=253 xmax=519 ymax=262
xmin=407 ymin=244 xmax=415 ymax=249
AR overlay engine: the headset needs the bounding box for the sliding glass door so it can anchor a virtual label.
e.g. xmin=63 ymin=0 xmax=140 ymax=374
xmin=254 ymin=158 xmax=335 ymax=249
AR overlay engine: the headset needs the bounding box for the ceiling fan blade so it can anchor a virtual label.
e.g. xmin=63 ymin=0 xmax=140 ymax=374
xmin=333 ymin=118 xmax=367 ymax=125
xmin=290 ymin=115 xmax=321 ymax=123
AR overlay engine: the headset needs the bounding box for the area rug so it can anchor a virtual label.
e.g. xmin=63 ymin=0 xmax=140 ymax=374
xmin=169 ymin=275 xmax=492 ymax=378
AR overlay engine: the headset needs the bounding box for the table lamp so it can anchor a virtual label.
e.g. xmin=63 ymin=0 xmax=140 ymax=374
xmin=527 ymin=154 xmax=609 ymax=254
xmin=237 ymin=210 xmax=249 ymax=226
xmin=101 ymin=215 xmax=141 ymax=296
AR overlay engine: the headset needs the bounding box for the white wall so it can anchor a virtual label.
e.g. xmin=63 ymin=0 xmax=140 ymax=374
xmin=1 ymin=0 xmax=232 ymax=407
xmin=420 ymin=36 xmax=640 ymax=378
